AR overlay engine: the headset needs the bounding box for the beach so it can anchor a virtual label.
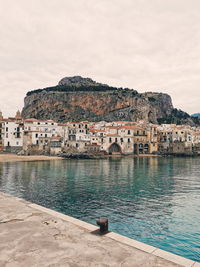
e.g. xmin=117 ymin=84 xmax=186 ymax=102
xmin=0 ymin=154 xmax=62 ymax=163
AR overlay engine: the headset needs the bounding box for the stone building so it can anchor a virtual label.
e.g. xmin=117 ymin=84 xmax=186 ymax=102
xmin=0 ymin=111 xmax=4 ymax=151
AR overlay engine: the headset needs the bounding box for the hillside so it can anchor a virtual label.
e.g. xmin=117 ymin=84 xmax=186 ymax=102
xmin=22 ymin=76 xmax=199 ymax=125
xmin=191 ymin=113 xmax=200 ymax=117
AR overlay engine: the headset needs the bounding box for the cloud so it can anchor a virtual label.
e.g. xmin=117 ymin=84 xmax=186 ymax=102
xmin=0 ymin=0 xmax=200 ymax=117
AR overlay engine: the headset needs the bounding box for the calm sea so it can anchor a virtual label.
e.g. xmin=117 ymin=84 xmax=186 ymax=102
xmin=0 ymin=157 xmax=199 ymax=262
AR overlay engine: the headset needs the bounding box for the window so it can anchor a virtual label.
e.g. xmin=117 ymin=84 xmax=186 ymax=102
xmin=109 ymin=137 xmax=112 ymax=143
xmin=6 ymin=127 xmax=8 ymax=132
xmin=36 ymin=134 xmax=38 ymax=138
xmin=120 ymin=138 xmax=123 ymax=143
xmin=128 ymin=130 xmax=130 ymax=135
xmin=115 ymin=138 xmax=117 ymax=142
xmin=128 ymin=138 xmax=130 ymax=143
xmin=45 ymin=134 xmax=47 ymax=138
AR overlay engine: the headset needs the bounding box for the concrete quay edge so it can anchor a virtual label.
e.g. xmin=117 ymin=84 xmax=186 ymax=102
xmin=27 ymin=201 xmax=198 ymax=267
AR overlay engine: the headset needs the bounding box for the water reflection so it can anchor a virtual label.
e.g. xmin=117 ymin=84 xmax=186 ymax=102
xmin=0 ymin=157 xmax=200 ymax=262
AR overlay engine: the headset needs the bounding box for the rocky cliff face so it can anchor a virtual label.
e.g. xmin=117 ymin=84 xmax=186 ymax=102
xmin=22 ymin=76 xmax=194 ymax=124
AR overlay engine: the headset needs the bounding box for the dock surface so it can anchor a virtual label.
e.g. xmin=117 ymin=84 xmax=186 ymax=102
xmin=0 ymin=192 xmax=197 ymax=267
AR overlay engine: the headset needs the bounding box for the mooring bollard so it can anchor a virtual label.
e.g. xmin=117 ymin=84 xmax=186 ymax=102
xmin=96 ymin=218 xmax=108 ymax=233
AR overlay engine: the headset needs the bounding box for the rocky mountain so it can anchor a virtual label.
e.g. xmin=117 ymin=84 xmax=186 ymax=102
xmin=22 ymin=76 xmax=199 ymax=125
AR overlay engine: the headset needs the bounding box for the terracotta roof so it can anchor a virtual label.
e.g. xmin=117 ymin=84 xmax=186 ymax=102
xmin=50 ymin=136 xmax=62 ymax=140
xmin=121 ymin=126 xmax=144 ymax=130
xmin=193 ymin=133 xmax=200 ymax=136
xmin=24 ymin=118 xmax=39 ymax=122
xmin=105 ymin=125 xmax=144 ymax=130
xmin=90 ymin=129 xmax=106 ymax=133
xmin=107 ymin=134 xmax=120 ymax=137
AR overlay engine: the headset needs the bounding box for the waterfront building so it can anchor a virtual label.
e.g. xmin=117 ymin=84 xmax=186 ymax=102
xmin=0 ymin=111 xmax=4 ymax=151
xmin=65 ymin=121 xmax=92 ymax=152
xmin=158 ymin=125 xmax=193 ymax=154
xmin=3 ymin=112 xmax=24 ymax=153
xmin=0 ymin=111 xmax=200 ymax=156
xmin=23 ymin=119 xmax=66 ymax=155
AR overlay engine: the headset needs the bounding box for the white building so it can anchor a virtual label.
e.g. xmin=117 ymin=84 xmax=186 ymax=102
xmin=3 ymin=120 xmax=23 ymax=150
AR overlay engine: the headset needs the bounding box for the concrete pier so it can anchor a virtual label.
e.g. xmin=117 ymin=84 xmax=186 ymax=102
xmin=0 ymin=192 xmax=198 ymax=267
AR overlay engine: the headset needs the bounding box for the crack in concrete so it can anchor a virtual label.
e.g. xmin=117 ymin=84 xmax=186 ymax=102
xmin=0 ymin=218 xmax=24 ymax=224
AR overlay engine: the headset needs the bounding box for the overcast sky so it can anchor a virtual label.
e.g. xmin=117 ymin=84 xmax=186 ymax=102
xmin=0 ymin=0 xmax=200 ymax=117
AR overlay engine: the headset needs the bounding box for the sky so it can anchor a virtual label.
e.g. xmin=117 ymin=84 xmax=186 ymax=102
xmin=0 ymin=0 xmax=200 ymax=117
